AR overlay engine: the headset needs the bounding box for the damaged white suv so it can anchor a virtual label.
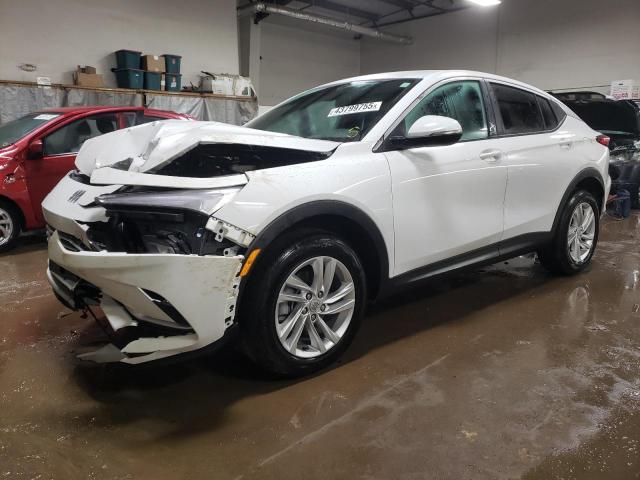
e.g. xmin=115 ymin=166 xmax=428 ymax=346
xmin=43 ymin=71 xmax=610 ymax=375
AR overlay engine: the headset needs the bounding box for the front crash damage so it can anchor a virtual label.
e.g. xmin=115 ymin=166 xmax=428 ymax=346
xmin=47 ymin=230 xmax=242 ymax=364
xmin=41 ymin=120 xmax=339 ymax=364
xmin=43 ymin=172 xmax=252 ymax=364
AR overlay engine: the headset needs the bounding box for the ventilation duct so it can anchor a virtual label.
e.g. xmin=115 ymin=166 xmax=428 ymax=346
xmin=238 ymin=2 xmax=413 ymax=45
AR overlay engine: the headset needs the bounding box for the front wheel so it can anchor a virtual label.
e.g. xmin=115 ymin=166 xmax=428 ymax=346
xmin=538 ymin=190 xmax=599 ymax=275
xmin=0 ymin=200 xmax=21 ymax=253
xmin=239 ymin=230 xmax=366 ymax=377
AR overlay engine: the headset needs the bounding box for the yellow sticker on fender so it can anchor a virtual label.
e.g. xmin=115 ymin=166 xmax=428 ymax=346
xmin=328 ymin=101 xmax=382 ymax=117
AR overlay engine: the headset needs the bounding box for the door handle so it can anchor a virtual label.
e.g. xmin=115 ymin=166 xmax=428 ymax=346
xmin=559 ymin=141 xmax=573 ymax=149
xmin=479 ymin=149 xmax=503 ymax=162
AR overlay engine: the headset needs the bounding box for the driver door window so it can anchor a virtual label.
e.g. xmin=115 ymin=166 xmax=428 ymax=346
xmin=44 ymin=114 xmax=117 ymax=155
xmin=395 ymin=80 xmax=488 ymax=142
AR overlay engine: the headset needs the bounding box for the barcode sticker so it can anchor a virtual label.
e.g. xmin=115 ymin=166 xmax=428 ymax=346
xmin=328 ymin=102 xmax=382 ymax=117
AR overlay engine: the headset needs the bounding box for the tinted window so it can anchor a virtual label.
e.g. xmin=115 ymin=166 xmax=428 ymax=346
xmin=122 ymin=112 xmax=136 ymax=128
xmin=44 ymin=114 xmax=117 ymax=155
xmin=123 ymin=112 xmax=167 ymax=128
xmin=550 ymin=100 xmax=567 ymax=125
xmin=246 ymin=79 xmax=420 ymax=142
xmin=492 ymin=83 xmax=544 ymax=135
xmin=395 ymin=80 xmax=488 ymax=141
xmin=137 ymin=114 xmax=168 ymax=126
xmin=537 ymin=97 xmax=558 ymax=130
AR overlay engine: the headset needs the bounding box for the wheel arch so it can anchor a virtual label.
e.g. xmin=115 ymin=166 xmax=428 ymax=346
xmin=0 ymin=194 xmax=26 ymax=229
xmin=552 ymin=168 xmax=605 ymax=234
xmin=245 ymin=200 xmax=390 ymax=301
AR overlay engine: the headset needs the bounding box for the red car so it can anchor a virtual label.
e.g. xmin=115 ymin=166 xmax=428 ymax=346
xmin=0 ymin=106 xmax=191 ymax=251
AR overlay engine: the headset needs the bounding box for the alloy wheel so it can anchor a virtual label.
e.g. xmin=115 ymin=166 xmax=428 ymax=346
xmin=567 ymin=202 xmax=596 ymax=264
xmin=275 ymin=256 xmax=356 ymax=359
xmin=0 ymin=207 xmax=14 ymax=247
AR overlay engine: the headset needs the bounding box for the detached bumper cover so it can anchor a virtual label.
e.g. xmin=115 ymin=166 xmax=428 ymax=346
xmin=47 ymin=231 xmax=243 ymax=364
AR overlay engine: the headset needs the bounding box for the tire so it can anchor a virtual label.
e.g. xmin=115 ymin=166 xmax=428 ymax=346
xmin=239 ymin=229 xmax=367 ymax=377
xmin=538 ymin=190 xmax=599 ymax=275
xmin=0 ymin=200 xmax=21 ymax=253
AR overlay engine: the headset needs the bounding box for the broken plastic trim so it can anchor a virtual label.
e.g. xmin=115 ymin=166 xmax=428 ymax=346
xmin=146 ymin=143 xmax=336 ymax=178
xmin=96 ymin=187 xmax=241 ymax=216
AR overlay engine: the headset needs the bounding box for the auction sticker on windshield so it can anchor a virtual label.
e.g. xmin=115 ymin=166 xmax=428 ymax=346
xmin=328 ymin=102 xmax=382 ymax=117
xmin=34 ymin=114 xmax=60 ymax=121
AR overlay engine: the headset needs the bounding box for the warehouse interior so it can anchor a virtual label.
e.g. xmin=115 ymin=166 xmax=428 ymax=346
xmin=1 ymin=0 xmax=640 ymax=478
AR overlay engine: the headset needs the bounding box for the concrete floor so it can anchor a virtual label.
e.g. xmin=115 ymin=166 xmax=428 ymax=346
xmin=1 ymin=214 xmax=640 ymax=480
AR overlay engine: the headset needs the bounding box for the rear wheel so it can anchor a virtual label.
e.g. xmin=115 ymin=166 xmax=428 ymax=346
xmin=0 ymin=200 xmax=21 ymax=253
xmin=240 ymin=230 xmax=366 ymax=377
xmin=538 ymin=190 xmax=599 ymax=275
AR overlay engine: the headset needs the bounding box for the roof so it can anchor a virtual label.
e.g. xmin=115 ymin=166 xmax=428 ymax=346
xmin=39 ymin=106 xmax=146 ymax=115
xmin=326 ymin=70 xmax=553 ymax=98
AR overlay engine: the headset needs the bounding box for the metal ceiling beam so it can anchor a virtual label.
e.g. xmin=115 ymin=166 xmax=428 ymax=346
xmin=303 ymin=0 xmax=381 ymax=21
xmin=376 ymin=0 xmax=419 ymax=10
xmin=413 ymin=0 xmax=446 ymax=12
xmin=238 ymin=2 xmax=413 ymax=44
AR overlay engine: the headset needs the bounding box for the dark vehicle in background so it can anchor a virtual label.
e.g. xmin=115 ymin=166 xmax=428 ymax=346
xmin=0 ymin=106 xmax=192 ymax=252
xmin=552 ymin=92 xmax=640 ymax=208
xmin=551 ymin=91 xmax=640 ymax=162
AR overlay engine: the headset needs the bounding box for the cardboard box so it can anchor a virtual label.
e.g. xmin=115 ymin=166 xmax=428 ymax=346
xmin=611 ymin=79 xmax=640 ymax=100
xmin=74 ymin=72 xmax=104 ymax=87
xmin=77 ymin=65 xmax=97 ymax=74
xmin=200 ymin=74 xmax=255 ymax=97
xmin=142 ymin=55 xmax=165 ymax=73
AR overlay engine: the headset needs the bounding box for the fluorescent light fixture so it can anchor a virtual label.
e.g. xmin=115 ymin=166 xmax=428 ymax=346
xmin=468 ymin=0 xmax=501 ymax=6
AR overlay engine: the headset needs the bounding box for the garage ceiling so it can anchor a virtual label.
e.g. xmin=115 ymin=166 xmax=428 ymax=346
xmin=256 ymin=0 xmax=469 ymax=28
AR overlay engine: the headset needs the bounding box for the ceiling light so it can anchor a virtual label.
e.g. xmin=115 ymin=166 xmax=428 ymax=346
xmin=468 ymin=0 xmax=502 ymax=6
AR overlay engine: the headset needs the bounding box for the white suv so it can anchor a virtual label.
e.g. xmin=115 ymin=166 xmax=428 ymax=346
xmin=42 ymin=71 xmax=610 ymax=375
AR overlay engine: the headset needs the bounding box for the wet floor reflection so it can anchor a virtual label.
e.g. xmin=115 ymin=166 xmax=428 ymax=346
xmin=1 ymin=215 xmax=639 ymax=479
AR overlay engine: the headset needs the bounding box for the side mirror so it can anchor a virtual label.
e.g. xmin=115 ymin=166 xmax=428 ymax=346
xmin=384 ymin=115 xmax=463 ymax=151
xmin=27 ymin=139 xmax=44 ymax=159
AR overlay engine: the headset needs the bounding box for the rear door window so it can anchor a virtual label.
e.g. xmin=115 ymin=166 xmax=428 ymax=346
xmin=44 ymin=114 xmax=118 ymax=155
xmin=491 ymin=83 xmax=545 ymax=135
xmin=122 ymin=112 xmax=167 ymax=128
xmin=136 ymin=114 xmax=168 ymax=125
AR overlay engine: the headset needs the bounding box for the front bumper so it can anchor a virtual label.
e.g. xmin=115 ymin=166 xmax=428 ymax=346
xmin=47 ymin=230 xmax=243 ymax=364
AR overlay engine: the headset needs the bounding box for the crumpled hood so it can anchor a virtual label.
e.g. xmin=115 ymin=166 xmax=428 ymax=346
xmin=75 ymin=120 xmax=340 ymax=182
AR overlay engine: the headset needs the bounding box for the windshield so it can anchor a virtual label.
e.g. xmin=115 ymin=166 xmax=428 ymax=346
xmin=0 ymin=113 xmax=61 ymax=148
xmin=246 ymin=79 xmax=420 ymax=142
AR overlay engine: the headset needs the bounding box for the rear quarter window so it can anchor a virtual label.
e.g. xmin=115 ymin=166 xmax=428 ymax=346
xmin=537 ymin=96 xmax=560 ymax=130
xmin=549 ymin=100 xmax=567 ymax=125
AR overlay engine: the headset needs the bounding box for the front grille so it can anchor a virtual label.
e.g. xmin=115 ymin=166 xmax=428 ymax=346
xmin=58 ymin=231 xmax=91 ymax=252
xmin=49 ymin=260 xmax=80 ymax=284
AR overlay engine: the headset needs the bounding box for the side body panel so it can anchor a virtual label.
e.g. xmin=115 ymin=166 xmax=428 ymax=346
xmin=213 ymin=141 xmax=397 ymax=276
xmin=23 ymin=152 xmax=76 ymax=225
xmin=384 ymin=142 xmax=507 ymax=275
xmin=499 ymin=117 xmax=609 ymax=240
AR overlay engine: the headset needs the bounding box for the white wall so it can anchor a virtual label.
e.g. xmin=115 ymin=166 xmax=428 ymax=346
xmin=249 ymin=18 xmax=361 ymax=107
xmin=361 ymin=0 xmax=640 ymax=93
xmin=0 ymin=0 xmax=239 ymax=88
xmin=361 ymin=8 xmax=498 ymax=75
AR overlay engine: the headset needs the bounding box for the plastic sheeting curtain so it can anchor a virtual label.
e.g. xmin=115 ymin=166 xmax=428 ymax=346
xmin=0 ymin=84 xmax=66 ymax=124
xmin=145 ymin=94 xmax=258 ymax=125
xmin=0 ymin=83 xmax=258 ymax=125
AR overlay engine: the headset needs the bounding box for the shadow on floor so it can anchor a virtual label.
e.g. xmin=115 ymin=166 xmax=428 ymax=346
xmin=70 ymin=257 xmax=555 ymax=442
xmin=0 ymin=231 xmax=46 ymax=257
